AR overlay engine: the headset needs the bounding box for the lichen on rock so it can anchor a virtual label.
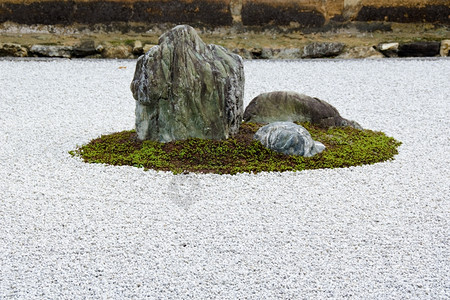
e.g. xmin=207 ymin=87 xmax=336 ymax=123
xmin=130 ymin=25 xmax=244 ymax=142
xmin=243 ymin=91 xmax=362 ymax=129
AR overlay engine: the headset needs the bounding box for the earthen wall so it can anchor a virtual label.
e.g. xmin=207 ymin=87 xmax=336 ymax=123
xmin=0 ymin=0 xmax=448 ymax=27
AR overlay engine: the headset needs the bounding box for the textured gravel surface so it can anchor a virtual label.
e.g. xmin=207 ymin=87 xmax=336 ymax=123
xmin=0 ymin=58 xmax=449 ymax=299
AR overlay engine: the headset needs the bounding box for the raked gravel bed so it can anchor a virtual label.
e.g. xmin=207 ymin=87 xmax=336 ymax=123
xmin=0 ymin=58 xmax=449 ymax=299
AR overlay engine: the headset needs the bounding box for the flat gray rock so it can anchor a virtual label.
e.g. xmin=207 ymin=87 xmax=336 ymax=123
xmin=130 ymin=25 xmax=244 ymax=142
xmin=337 ymin=46 xmax=384 ymax=59
xmin=302 ymin=42 xmax=345 ymax=58
xmin=254 ymin=122 xmax=325 ymax=157
xmin=244 ymin=91 xmax=362 ymax=129
xmin=30 ymin=45 xmax=72 ymax=58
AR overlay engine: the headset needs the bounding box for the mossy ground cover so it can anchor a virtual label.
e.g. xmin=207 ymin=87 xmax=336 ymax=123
xmin=69 ymin=123 xmax=401 ymax=175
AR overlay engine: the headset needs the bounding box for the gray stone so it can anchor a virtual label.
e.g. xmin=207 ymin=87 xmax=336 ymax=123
xmin=243 ymin=91 xmax=362 ymax=129
xmin=337 ymin=46 xmax=384 ymax=59
xmin=30 ymin=45 xmax=72 ymax=58
xmin=254 ymin=122 xmax=325 ymax=157
xmin=274 ymin=48 xmax=302 ymax=59
xmin=302 ymin=42 xmax=345 ymax=58
xmin=232 ymin=48 xmax=252 ymax=59
xmin=71 ymin=40 xmax=97 ymax=58
xmin=377 ymin=42 xmax=399 ymax=57
xmin=261 ymin=48 xmax=274 ymax=59
xmin=252 ymin=48 xmax=303 ymax=60
xmin=0 ymin=43 xmax=28 ymax=57
xmin=130 ymin=25 xmax=244 ymax=142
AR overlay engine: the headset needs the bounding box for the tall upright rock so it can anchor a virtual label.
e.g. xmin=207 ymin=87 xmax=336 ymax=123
xmin=130 ymin=25 xmax=244 ymax=142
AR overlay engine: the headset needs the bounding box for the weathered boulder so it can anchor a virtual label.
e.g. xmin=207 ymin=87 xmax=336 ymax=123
xmin=132 ymin=40 xmax=143 ymax=55
xmin=440 ymin=40 xmax=450 ymax=57
xmin=398 ymin=42 xmax=440 ymax=57
xmin=243 ymin=91 xmax=362 ymax=129
xmin=232 ymin=47 xmax=302 ymax=60
xmin=302 ymin=42 xmax=345 ymax=58
xmin=102 ymin=45 xmax=133 ymax=59
xmin=130 ymin=25 xmax=244 ymax=142
xmin=250 ymin=47 xmax=262 ymax=58
xmin=337 ymin=46 xmax=384 ymax=59
xmin=261 ymin=47 xmax=274 ymax=59
xmin=71 ymin=40 xmax=97 ymax=58
xmin=377 ymin=42 xmax=399 ymax=57
xmin=254 ymin=122 xmax=325 ymax=157
xmin=95 ymin=44 xmax=105 ymax=53
xmin=30 ymin=45 xmax=72 ymax=58
xmin=232 ymin=48 xmax=253 ymax=59
xmin=0 ymin=43 xmax=28 ymax=57
xmin=274 ymin=48 xmax=302 ymax=59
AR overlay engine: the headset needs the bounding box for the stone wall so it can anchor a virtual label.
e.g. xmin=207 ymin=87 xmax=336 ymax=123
xmin=0 ymin=0 xmax=449 ymax=29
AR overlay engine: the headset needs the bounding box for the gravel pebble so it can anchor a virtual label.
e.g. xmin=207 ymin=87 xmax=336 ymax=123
xmin=0 ymin=58 xmax=449 ymax=299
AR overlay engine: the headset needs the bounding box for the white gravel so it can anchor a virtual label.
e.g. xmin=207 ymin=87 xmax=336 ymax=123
xmin=0 ymin=57 xmax=449 ymax=299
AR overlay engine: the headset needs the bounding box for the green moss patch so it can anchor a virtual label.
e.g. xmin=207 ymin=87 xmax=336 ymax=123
xmin=69 ymin=123 xmax=401 ymax=175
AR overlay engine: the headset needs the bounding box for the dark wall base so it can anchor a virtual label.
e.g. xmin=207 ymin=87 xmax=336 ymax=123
xmin=356 ymin=5 xmax=450 ymax=24
xmin=398 ymin=42 xmax=441 ymax=57
xmin=241 ymin=3 xmax=325 ymax=27
xmin=0 ymin=1 xmax=232 ymax=26
xmin=0 ymin=1 xmax=449 ymax=28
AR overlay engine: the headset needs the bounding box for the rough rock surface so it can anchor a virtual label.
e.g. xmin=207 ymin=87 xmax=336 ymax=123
xmin=71 ymin=40 xmax=97 ymax=58
xmin=302 ymin=42 xmax=345 ymax=58
xmin=0 ymin=43 xmax=28 ymax=57
xmin=377 ymin=42 xmax=399 ymax=57
xmin=102 ymin=45 xmax=133 ymax=59
xmin=130 ymin=25 xmax=244 ymax=142
xmin=262 ymin=48 xmax=303 ymax=59
xmin=232 ymin=48 xmax=253 ymax=59
xmin=398 ymin=42 xmax=440 ymax=57
xmin=244 ymin=91 xmax=362 ymax=129
xmin=254 ymin=122 xmax=325 ymax=157
xmin=232 ymin=48 xmax=302 ymax=60
xmin=132 ymin=40 xmax=143 ymax=55
xmin=30 ymin=45 xmax=72 ymax=58
xmin=274 ymin=48 xmax=302 ymax=59
xmin=440 ymin=40 xmax=450 ymax=57
xmin=337 ymin=46 xmax=384 ymax=59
